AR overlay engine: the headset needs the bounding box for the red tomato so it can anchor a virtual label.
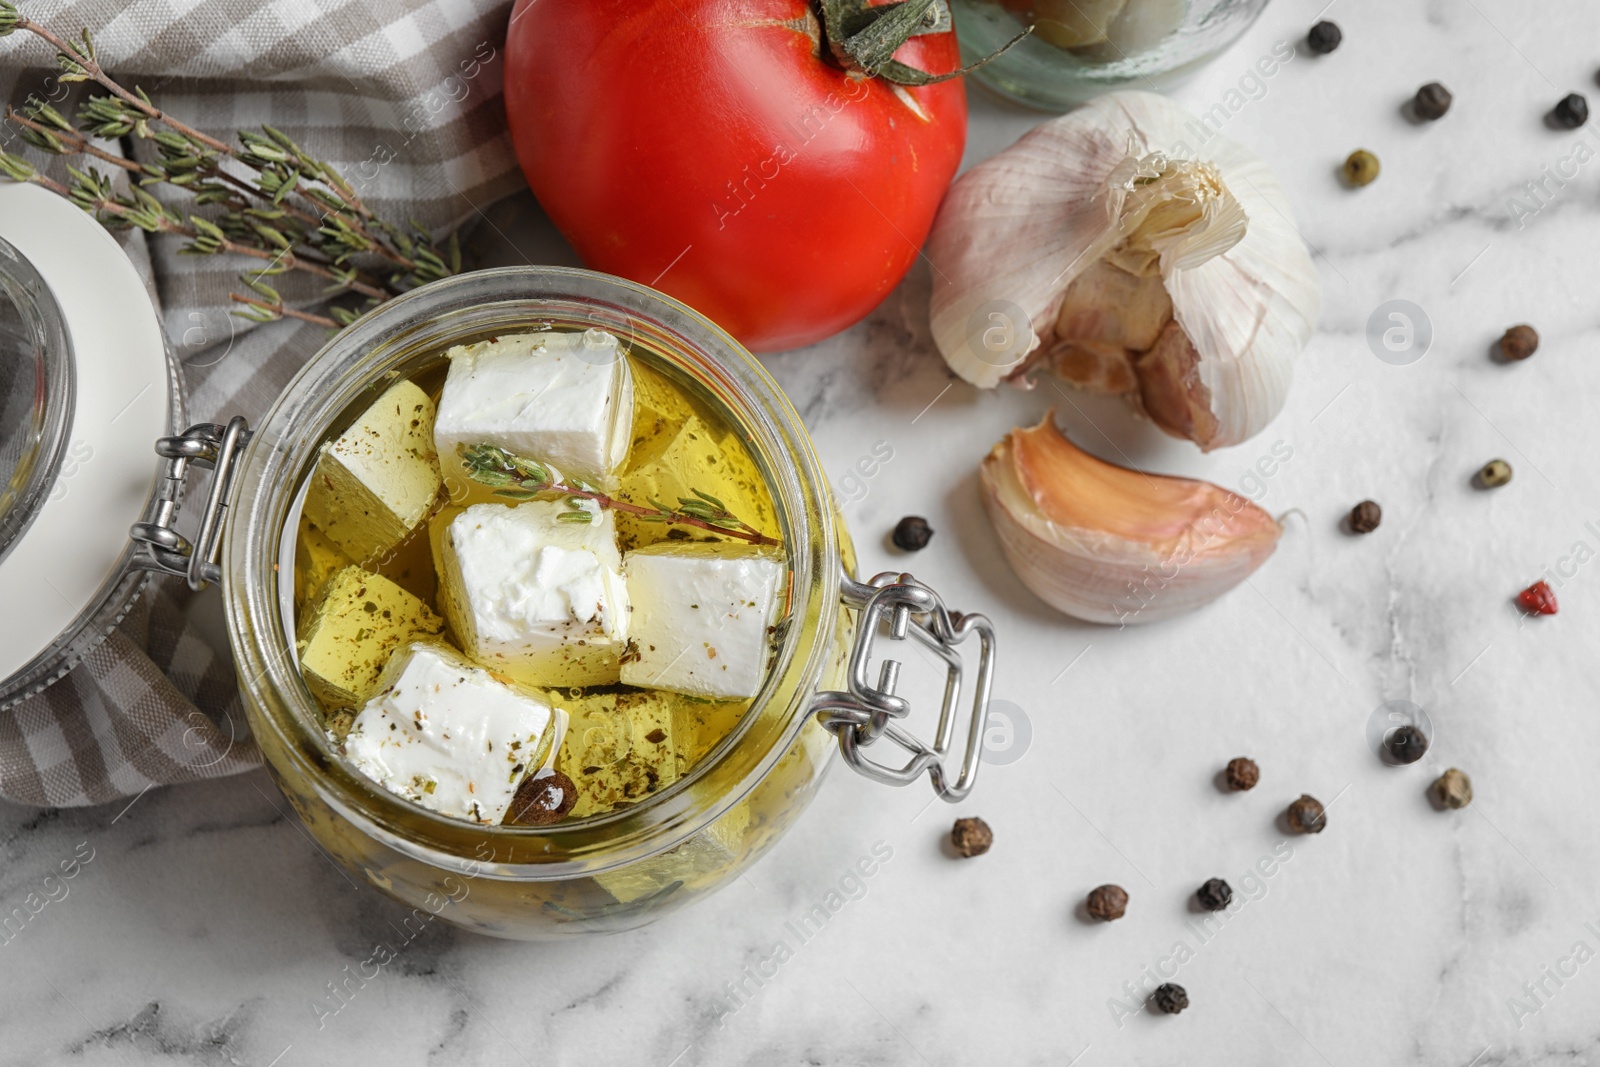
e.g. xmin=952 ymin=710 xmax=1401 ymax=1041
xmin=504 ymin=0 xmax=967 ymax=352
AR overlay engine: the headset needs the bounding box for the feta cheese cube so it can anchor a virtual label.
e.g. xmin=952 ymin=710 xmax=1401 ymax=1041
xmin=613 ymin=414 xmax=776 ymax=552
xmin=433 ymin=329 xmax=634 ymax=492
xmin=294 ymin=522 xmax=352 ymax=606
xmin=620 ymin=543 xmax=784 ymax=699
xmin=345 ymin=641 xmax=557 ymax=824
xmin=297 ymin=566 xmax=444 ymax=711
xmin=558 ymin=690 xmax=679 ymax=817
xmin=303 ymin=380 xmax=442 ymax=562
xmin=438 ymin=502 xmax=630 ymax=686
xmin=370 ymin=519 xmax=436 ymax=605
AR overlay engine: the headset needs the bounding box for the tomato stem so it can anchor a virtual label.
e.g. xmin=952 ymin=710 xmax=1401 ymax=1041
xmin=812 ymin=0 xmax=1031 ymax=86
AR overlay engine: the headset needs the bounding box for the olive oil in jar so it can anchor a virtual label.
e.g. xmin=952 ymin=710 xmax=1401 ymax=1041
xmin=290 ymin=329 xmax=789 ymax=831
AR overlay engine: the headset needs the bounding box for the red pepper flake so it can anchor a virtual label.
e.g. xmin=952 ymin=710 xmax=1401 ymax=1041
xmin=1518 ymin=580 xmax=1559 ymax=616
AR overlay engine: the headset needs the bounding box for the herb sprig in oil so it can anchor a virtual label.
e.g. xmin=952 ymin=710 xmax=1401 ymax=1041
xmin=459 ymin=444 xmax=780 ymax=547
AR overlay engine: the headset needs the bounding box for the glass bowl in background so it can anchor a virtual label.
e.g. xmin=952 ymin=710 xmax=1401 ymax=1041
xmin=953 ymin=0 xmax=1272 ymax=111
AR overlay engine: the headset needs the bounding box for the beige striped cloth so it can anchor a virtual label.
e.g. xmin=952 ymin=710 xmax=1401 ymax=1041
xmin=0 ymin=0 xmax=525 ymax=806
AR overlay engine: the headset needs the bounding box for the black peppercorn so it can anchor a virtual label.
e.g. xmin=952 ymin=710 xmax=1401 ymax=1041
xmin=1224 ymin=757 xmax=1259 ymax=791
xmin=1152 ymin=983 xmax=1189 ymax=1014
xmin=1306 ymin=20 xmax=1341 ymax=54
xmin=951 ymin=816 xmax=992 ymax=857
xmin=1384 ymin=723 xmax=1429 ymax=765
xmin=1498 ymin=324 xmax=1539 ymax=361
xmin=1349 ymin=500 xmax=1382 ymax=534
xmin=1287 ymin=794 xmax=1327 ymax=834
xmin=1414 ymin=82 xmax=1452 ymax=120
xmin=892 ymin=515 xmax=934 ymax=552
xmin=506 ymin=770 xmax=576 ymax=826
xmin=1196 ymin=878 xmax=1233 ymax=911
xmin=1553 ymin=93 xmax=1589 ymax=129
xmin=1085 ymin=884 xmax=1129 ymax=921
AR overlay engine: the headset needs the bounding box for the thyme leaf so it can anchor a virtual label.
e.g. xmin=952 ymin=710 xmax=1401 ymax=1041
xmin=459 ymin=443 xmax=779 ymax=547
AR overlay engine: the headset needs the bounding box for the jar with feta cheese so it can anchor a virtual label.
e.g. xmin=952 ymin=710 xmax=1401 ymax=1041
xmin=127 ymin=266 xmax=998 ymax=940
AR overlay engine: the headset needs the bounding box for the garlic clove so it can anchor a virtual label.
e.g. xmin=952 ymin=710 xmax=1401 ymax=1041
xmin=1134 ymin=320 xmax=1220 ymax=447
xmin=927 ymin=91 xmax=1321 ymax=451
xmin=997 ymin=0 xmax=1129 ymax=49
xmin=980 ymin=413 xmax=1281 ymax=625
xmin=1070 ymin=0 xmax=1187 ymax=60
xmin=1049 ymin=258 xmax=1173 ymax=393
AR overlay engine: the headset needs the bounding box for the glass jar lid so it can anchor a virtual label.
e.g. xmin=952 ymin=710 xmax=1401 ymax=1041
xmin=0 ymin=181 xmax=180 ymax=706
xmin=0 ymin=234 xmax=74 ymax=566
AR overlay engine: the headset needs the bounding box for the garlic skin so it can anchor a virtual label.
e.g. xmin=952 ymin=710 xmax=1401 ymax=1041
xmin=980 ymin=413 xmax=1281 ymax=625
xmin=928 ymin=91 xmax=1321 ymax=452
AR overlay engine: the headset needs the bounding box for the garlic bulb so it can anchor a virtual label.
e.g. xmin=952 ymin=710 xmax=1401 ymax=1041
xmin=981 ymin=414 xmax=1281 ymax=625
xmin=928 ymin=91 xmax=1321 ymax=451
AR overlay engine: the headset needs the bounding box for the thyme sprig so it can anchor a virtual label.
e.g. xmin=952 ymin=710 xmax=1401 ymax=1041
xmin=459 ymin=444 xmax=781 ymax=548
xmin=0 ymin=2 xmax=463 ymax=327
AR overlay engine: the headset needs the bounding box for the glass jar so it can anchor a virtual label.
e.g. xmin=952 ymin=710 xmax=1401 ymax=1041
xmin=952 ymin=0 xmax=1271 ymax=112
xmin=133 ymin=266 xmax=997 ymax=939
xmin=0 ymin=183 xmax=181 ymax=709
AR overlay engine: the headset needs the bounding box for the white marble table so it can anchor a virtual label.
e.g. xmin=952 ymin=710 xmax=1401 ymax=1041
xmin=7 ymin=0 xmax=1600 ymax=1062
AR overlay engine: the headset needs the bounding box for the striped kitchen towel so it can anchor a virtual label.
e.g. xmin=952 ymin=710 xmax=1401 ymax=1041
xmin=0 ymin=0 xmax=526 ymax=807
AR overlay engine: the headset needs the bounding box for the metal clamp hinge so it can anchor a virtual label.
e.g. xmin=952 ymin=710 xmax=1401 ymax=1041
xmin=129 ymin=417 xmax=252 ymax=591
xmin=813 ymin=571 xmax=997 ymax=803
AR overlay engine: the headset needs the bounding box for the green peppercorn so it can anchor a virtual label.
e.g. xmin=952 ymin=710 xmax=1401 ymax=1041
xmin=1413 ymin=82 xmax=1452 ymax=121
xmin=1431 ymin=768 xmax=1473 ymax=809
xmin=1477 ymin=459 xmax=1513 ymax=488
xmin=1343 ymin=150 xmax=1380 ymax=187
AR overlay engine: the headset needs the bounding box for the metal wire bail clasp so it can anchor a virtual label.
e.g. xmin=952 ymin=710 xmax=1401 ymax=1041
xmin=129 ymin=417 xmax=252 ymax=591
xmin=813 ymin=571 xmax=997 ymax=802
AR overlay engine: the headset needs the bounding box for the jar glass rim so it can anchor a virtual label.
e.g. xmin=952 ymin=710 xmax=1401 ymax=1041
xmin=0 ymin=234 xmax=75 ymax=567
xmin=225 ymin=266 xmax=840 ymax=874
